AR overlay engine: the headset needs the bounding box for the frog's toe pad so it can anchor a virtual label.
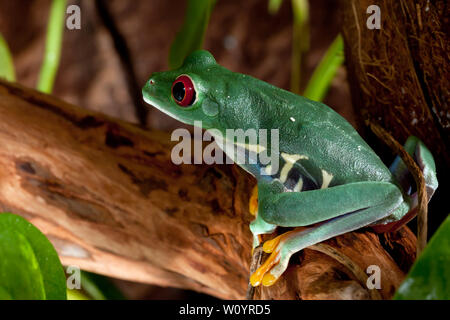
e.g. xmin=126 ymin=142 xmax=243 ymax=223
xmin=249 ymin=232 xmax=293 ymax=287
xmin=249 ymin=186 xmax=258 ymax=216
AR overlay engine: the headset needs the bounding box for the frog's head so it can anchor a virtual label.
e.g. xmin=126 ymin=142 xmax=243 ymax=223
xmin=142 ymin=50 xmax=267 ymax=134
xmin=143 ymin=50 xmax=221 ymax=130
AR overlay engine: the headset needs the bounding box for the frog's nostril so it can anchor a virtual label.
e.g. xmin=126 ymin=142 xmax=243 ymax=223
xmin=149 ymin=79 xmax=155 ymax=85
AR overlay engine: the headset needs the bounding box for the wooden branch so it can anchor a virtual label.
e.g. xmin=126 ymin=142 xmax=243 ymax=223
xmin=0 ymin=79 xmax=415 ymax=299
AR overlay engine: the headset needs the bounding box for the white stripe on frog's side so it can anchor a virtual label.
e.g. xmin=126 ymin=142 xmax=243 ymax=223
xmin=234 ymin=141 xmax=266 ymax=154
xmin=281 ymin=152 xmax=309 ymax=163
xmin=320 ymin=169 xmax=333 ymax=189
xmin=279 ymin=153 xmax=309 ymax=183
xmin=264 ymin=164 xmax=273 ymax=175
xmin=213 ymin=134 xmax=262 ymax=152
xmin=212 ymin=134 xmax=265 ymax=161
xmin=293 ymin=178 xmax=303 ymax=192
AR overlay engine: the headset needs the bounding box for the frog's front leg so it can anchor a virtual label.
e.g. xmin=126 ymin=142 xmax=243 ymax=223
xmin=250 ymin=180 xmax=407 ymax=287
xmin=248 ymin=186 xmax=277 ymax=248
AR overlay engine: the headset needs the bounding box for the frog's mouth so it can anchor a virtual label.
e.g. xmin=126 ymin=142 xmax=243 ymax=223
xmin=143 ymin=94 xmax=189 ymax=123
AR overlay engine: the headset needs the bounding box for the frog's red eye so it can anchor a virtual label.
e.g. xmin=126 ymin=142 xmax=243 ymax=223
xmin=171 ymin=75 xmax=196 ymax=107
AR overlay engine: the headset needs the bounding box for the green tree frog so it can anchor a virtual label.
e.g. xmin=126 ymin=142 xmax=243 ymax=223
xmin=142 ymin=50 xmax=438 ymax=287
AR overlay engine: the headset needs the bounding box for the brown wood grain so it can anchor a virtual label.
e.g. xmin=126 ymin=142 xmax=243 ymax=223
xmin=0 ymin=79 xmax=416 ymax=299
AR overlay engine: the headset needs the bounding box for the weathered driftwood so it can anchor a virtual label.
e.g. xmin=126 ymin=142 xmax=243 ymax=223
xmin=0 ymin=79 xmax=415 ymax=299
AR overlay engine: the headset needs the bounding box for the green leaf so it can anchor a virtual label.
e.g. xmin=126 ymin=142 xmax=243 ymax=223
xmin=394 ymin=215 xmax=450 ymax=300
xmin=303 ymin=34 xmax=344 ymax=102
xmin=0 ymin=230 xmax=46 ymax=299
xmin=0 ymin=213 xmax=67 ymax=300
xmin=37 ymin=0 xmax=66 ymax=93
xmin=0 ymin=33 xmax=15 ymax=81
xmin=169 ymin=0 xmax=216 ymax=69
xmin=0 ymin=287 xmax=12 ymax=300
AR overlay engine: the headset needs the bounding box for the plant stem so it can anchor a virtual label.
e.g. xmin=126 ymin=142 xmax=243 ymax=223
xmin=37 ymin=0 xmax=66 ymax=93
xmin=303 ymin=34 xmax=344 ymax=102
xmin=290 ymin=0 xmax=309 ymax=94
xmin=0 ymin=34 xmax=15 ymax=81
xmin=268 ymin=0 xmax=283 ymax=14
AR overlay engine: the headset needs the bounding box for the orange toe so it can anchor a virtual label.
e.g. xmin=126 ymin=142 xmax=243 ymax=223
xmin=249 ymin=186 xmax=258 ymax=216
xmin=262 ymin=273 xmax=278 ymax=286
xmin=250 ymin=250 xmax=280 ymax=287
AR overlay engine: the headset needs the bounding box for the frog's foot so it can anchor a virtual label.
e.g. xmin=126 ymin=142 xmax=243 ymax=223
xmin=372 ymin=136 xmax=439 ymax=233
xmin=250 ymin=218 xmax=277 ymax=249
xmin=250 ymin=180 xmax=407 ymax=287
xmin=249 ymin=228 xmax=306 ymax=287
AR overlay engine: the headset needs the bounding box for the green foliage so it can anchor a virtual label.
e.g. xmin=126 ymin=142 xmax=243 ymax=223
xmin=290 ymin=0 xmax=309 ymax=94
xmin=303 ymin=34 xmax=344 ymax=102
xmin=0 ymin=213 xmax=67 ymax=300
xmin=169 ymin=0 xmax=216 ymax=69
xmin=266 ymin=0 xmax=343 ymax=99
xmin=267 ymin=0 xmax=310 ymax=94
xmin=171 ymin=0 xmax=340 ymax=101
xmin=66 ymin=288 xmax=90 ymax=300
xmin=0 ymin=231 xmax=46 ymax=299
xmin=395 ymin=216 xmax=450 ymax=300
xmin=74 ymin=271 xmax=125 ymax=300
xmin=0 ymin=287 xmax=12 ymax=300
xmin=37 ymin=0 xmax=66 ymax=93
xmin=0 ymin=33 xmax=15 ymax=81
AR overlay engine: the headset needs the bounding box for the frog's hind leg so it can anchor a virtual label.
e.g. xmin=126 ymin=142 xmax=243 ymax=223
xmin=250 ymin=180 xmax=406 ymax=287
xmin=374 ymin=136 xmax=439 ymax=233
xmin=251 ymin=200 xmax=403 ymax=287
xmin=389 ymin=136 xmax=438 ymax=198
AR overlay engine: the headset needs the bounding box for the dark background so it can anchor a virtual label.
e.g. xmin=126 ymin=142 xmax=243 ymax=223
xmin=0 ymin=0 xmax=447 ymax=299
